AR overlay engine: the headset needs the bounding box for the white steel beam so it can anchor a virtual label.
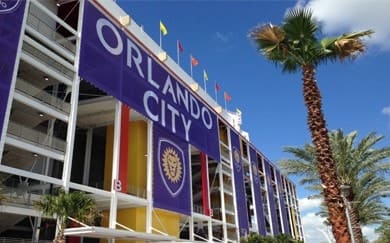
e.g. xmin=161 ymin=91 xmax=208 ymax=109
xmin=146 ymin=120 xmax=153 ymax=233
xmin=13 ymin=92 xmax=69 ymax=122
xmin=30 ymin=0 xmax=77 ymax=36
xmin=61 ymin=0 xmax=85 ymax=191
xmin=0 ymin=0 xmax=30 ymax=164
xmin=24 ymin=35 xmax=74 ymax=70
xmin=25 ymin=25 xmax=75 ymax=62
xmin=20 ymin=52 xmax=73 ymax=86
xmin=82 ymin=128 xmax=93 ymax=185
xmin=5 ymin=136 xmax=64 ymax=161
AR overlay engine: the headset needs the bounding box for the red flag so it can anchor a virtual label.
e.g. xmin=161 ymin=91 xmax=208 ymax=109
xmin=191 ymin=56 xmax=199 ymax=66
xmin=177 ymin=40 xmax=184 ymax=53
xmin=224 ymin=92 xmax=231 ymax=101
xmin=215 ymin=83 xmax=221 ymax=92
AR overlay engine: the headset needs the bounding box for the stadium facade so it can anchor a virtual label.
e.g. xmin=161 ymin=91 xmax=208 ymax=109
xmin=0 ymin=0 xmax=304 ymax=242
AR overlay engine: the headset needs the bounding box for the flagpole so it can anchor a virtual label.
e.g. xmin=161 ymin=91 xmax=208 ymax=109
xmin=214 ymin=82 xmax=218 ymax=102
xmin=159 ymin=22 xmax=162 ymax=48
xmin=224 ymin=97 xmax=227 ymax=110
xmin=203 ymin=79 xmax=206 ymax=93
xmin=177 ymin=40 xmax=180 ymax=64
xmin=190 ymin=55 xmax=193 ymax=78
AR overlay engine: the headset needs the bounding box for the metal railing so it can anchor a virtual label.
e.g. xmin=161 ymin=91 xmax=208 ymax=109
xmin=127 ymin=184 xmax=146 ymax=199
xmin=0 ymin=238 xmax=52 ymax=243
xmin=193 ymin=204 xmax=203 ymax=214
xmin=15 ymin=78 xmax=71 ymax=113
xmin=22 ymin=42 xmax=74 ymax=80
xmin=26 ymin=11 xmax=76 ymax=53
xmin=7 ymin=122 xmax=67 ymax=153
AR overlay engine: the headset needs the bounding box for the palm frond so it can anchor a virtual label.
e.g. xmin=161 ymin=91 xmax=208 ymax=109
xmin=321 ymin=30 xmax=374 ymax=60
xmin=279 ymin=129 xmax=390 ymax=226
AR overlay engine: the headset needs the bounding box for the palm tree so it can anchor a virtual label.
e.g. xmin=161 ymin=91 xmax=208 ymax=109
xmin=241 ymin=232 xmax=303 ymax=243
xmin=35 ymin=188 xmax=99 ymax=243
xmin=374 ymin=219 xmax=390 ymax=243
xmin=249 ymin=8 xmax=373 ymax=243
xmin=280 ymin=129 xmax=390 ymax=243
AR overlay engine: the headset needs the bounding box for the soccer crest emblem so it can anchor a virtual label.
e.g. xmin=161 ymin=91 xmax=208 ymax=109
xmin=252 ymin=163 xmax=259 ymax=184
xmin=233 ymin=147 xmax=241 ymax=171
xmin=158 ymin=139 xmax=186 ymax=197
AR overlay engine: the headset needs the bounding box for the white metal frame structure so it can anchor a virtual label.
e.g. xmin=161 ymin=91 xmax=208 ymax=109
xmin=0 ymin=0 xmax=304 ymax=242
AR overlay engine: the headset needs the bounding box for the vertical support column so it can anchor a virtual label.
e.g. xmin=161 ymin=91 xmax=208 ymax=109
xmin=119 ymin=104 xmax=129 ymax=193
xmin=247 ymin=156 xmax=258 ymax=232
xmin=208 ymin=218 xmax=213 ymax=242
xmin=82 ymin=128 xmax=93 ymax=185
xmin=62 ymin=0 xmax=85 ymax=191
xmin=146 ymin=120 xmax=153 ymax=233
xmin=0 ymin=0 xmax=30 ymax=163
xmin=32 ymin=217 xmax=41 ymax=242
xmin=218 ymin=163 xmax=227 ymax=241
xmin=189 ymin=145 xmax=194 ymax=242
xmin=200 ymin=152 xmax=211 ymax=216
xmin=109 ymin=101 xmax=122 ymax=230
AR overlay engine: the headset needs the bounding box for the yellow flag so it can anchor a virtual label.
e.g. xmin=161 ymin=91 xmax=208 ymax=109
xmin=160 ymin=21 xmax=168 ymax=36
xmin=236 ymin=108 xmax=242 ymax=116
xmin=203 ymin=70 xmax=208 ymax=81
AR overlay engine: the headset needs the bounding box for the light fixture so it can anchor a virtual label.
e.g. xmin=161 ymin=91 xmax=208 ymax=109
xmin=214 ymin=106 xmax=222 ymax=113
xmin=190 ymin=83 xmax=199 ymax=92
xmin=56 ymin=3 xmax=60 ymax=7
xmin=33 ymin=153 xmax=39 ymax=157
xmin=119 ymin=15 xmax=131 ymax=27
xmin=43 ymin=76 xmax=49 ymax=81
xmin=38 ymin=112 xmax=44 ymax=117
xmin=158 ymin=51 xmax=167 ymax=62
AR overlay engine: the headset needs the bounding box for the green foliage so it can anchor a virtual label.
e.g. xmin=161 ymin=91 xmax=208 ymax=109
xmin=241 ymin=233 xmax=304 ymax=243
xmin=34 ymin=188 xmax=100 ymax=242
xmin=374 ymin=220 xmax=390 ymax=243
xmin=249 ymin=8 xmax=373 ymax=73
xmin=279 ymin=129 xmax=390 ymax=226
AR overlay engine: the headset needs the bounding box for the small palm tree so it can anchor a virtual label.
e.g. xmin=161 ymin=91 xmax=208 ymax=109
xmin=249 ymin=8 xmax=373 ymax=243
xmin=280 ymin=129 xmax=390 ymax=243
xmin=35 ymin=188 xmax=99 ymax=243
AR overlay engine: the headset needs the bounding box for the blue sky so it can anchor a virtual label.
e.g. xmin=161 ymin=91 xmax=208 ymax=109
xmin=117 ymin=0 xmax=389 ymax=241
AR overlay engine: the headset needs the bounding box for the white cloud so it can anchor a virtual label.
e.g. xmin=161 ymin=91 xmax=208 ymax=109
xmin=301 ymin=212 xmax=334 ymax=243
xmin=299 ymin=0 xmax=390 ymax=51
xmin=299 ymin=197 xmax=379 ymax=242
xmin=382 ymin=106 xmax=390 ymax=116
xmin=301 ymin=212 xmax=379 ymax=242
xmin=298 ymin=197 xmax=322 ymax=212
xmin=362 ymin=226 xmax=379 ymax=242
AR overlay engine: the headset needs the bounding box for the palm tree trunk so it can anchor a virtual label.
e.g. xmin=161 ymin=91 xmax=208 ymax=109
xmin=302 ymin=64 xmax=351 ymax=243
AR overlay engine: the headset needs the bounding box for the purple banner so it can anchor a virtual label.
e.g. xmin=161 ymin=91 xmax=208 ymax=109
xmin=264 ymin=160 xmax=279 ymax=235
xmin=276 ymin=170 xmax=290 ymax=234
xmin=153 ymin=124 xmax=191 ymax=215
xmin=249 ymin=147 xmax=266 ymax=235
xmin=79 ymin=1 xmax=220 ymax=161
xmin=0 ymin=0 xmax=26 ymax=143
xmin=230 ymin=130 xmax=249 ymax=236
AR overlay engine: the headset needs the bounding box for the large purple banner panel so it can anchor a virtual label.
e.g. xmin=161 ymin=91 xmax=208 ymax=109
xmin=153 ymin=124 xmax=191 ymax=215
xmin=0 ymin=0 xmax=26 ymax=142
xmin=264 ymin=160 xmax=280 ymax=235
xmin=276 ymin=170 xmax=290 ymax=234
xmin=249 ymin=147 xmax=266 ymax=235
xmin=79 ymin=1 xmax=220 ymax=161
xmin=230 ymin=130 xmax=249 ymax=236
